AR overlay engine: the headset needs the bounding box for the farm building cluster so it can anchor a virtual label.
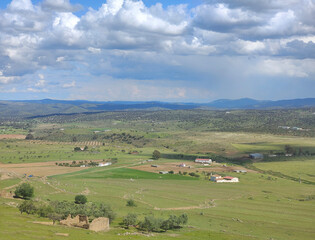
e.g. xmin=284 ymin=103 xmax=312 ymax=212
xmin=210 ymin=174 xmax=239 ymax=183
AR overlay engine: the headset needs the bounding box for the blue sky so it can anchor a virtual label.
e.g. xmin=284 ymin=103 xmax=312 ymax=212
xmin=0 ymin=0 xmax=314 ymax=102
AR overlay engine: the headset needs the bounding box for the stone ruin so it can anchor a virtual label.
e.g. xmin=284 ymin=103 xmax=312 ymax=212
xmin=60 ymin=214 xmax=109 ymax=232
xmin=89 ymin=217 xmax=110 ymax=232
xmin=0 ymin=190 xmax=14 ymax=199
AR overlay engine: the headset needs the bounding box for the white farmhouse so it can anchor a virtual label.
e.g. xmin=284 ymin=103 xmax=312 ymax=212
xmin=195 ymin=158 xmax=212 ymax=164
xmin=98 ymin=162 xmax=112 ymax=167
xmin=210 ymin=175 xmax=239 ymax=183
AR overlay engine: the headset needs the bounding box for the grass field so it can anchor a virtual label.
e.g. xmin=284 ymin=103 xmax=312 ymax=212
xmin=1 ymin=110 xmax=315 ymax=240
xmin=1 ymin=167 xmax=314 ymax=240
xmin=253 ymin=157 xmax=315 ymax=183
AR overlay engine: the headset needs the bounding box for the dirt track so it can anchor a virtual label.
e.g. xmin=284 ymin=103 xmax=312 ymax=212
xmin=0 ymin=134 xmax=26 ymax=139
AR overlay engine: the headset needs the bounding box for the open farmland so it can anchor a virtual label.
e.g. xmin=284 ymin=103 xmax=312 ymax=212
xmin=1 ymin=109 xmax=315 ymax=240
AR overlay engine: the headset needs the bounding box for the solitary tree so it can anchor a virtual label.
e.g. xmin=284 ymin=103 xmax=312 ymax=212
xmin=126 ymin=199 xmax=137 ymax=207
xmin=15 ymin=183 xmax=34 ymax=199
xmin=75 ymin=194 xmax=87 ymax=204
xmin=152 ymin=150 xmax=161 ymax=160
xmin=25 ymin=134 xmax=34 ymax=140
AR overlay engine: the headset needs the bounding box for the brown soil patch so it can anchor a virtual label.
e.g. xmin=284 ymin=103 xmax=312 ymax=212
xmin=130 ymin=162 xmax=253 ymax=174
xmin=81 ymin=188 xmax=90 ymax=195
xmin=0 ymin=161 xmax=85 ymax=177
xmin=0 ymin=134 xmax=26 ymax=139
xmin=32 ymin=221 xmax=54 ymax=226
xmin=55 ymin=233 xmax=69 ymax=237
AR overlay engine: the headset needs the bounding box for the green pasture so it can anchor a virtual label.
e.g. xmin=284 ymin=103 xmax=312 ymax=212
xmin=232 ymin=139 xmax=315 ymax=154
xmin=254 ymin=157 xmax=315 ymax=183
xmin=0 ymin=140 xmax=162 ymax=164
xmin=53 ymin=168 xmax=197 ymax=181
xmin=2 ymin=169 xmax=312 ymax=240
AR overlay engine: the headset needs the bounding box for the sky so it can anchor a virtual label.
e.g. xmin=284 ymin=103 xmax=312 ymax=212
xmin=0 ymin=0 xmax=314 ymax=102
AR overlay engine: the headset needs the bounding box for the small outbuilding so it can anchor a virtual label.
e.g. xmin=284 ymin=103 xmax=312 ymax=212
xmin=210 ymin=175 xmax=239 ymax=183
xmin=249 ymin=153 xmax=264 ymax=159
xmin=195 ymin=158 xmax=212 ymax=164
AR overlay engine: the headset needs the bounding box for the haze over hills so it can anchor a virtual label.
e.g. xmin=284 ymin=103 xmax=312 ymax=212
xmin=0 ymin=98 xmax=314 ymax=119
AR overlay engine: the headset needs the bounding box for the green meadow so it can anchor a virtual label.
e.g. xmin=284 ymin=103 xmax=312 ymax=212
xmin=1 ymin=109 xmax=315 ymax=240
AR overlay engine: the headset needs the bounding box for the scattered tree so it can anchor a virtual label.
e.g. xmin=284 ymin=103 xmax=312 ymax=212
xmin=75 ymin=194 xmax=87 ymax=204
xmin=48 ymin=212 xmax=63 ymax=224
xmin=152 ymin=150 xmax=161 ymax=160
xmin=14 ymin=183 xmax=34 ymax=199
xmin=122 ymin=213 xmax=137 ymax=228
xmin=25 ymin=134 xmax=34 ymax=140
xmin=37 ymin=204 xmax=54 ymax=218
xmin=126 ymin=199 xmax=137 ymax=207
xmin=18 ymin=200 xmax=37 ymax=214
xmin=138 ymin=215 xmax=163 ymax=232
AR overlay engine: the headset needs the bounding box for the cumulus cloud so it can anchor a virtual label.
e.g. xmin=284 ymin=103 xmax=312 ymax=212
xmin=41 ymin=0 xmax=82 ymax=12
xmin=62 ymin=81 xmax=76 ymax=88
xmin=0 ymin=0 xmax=314 ymax=101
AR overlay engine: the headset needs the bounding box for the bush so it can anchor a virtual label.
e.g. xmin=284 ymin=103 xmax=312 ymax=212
xmin=152 ymin=150 xmax=161 ymax=160
xmin=74 ymin=147 xmax=81 ymax=151
xmin=18 ymin=200 xmax=37 ymax=214
xmin=14 ymin=183 xmax=34 ymax=199
xmin=48 ymin=212 xmax=63 ymax=224
xmin=25 ymin=134 xmax=34 ymax=140
xmin=50 ymin=201 xmax=116 ymax=222
xmin=138 ymin=214 xmax=188 ymax=232
xmin=126 ymin=199 xmax=137 ymax=207
xmin=37 ymin=204 xmax=54 ymax=218
xmin=138 ymin=215 xmax=163 ymax=232
xmin=122 ymin=213 xmax=137 ymax=228
xmin=161 ymin=214 xmax=188 ymax=230
xmin=75 ymin=195 xmax=87 ymax=204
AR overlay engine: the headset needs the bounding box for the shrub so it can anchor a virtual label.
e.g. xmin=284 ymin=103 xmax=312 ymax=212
xmin=25 ymin=134 xmax=34 ymax=140
xmin=74 ymin=147 xmax=81 ymax=151
xmin=75 ymin=195 xmax=87 ymax=204
xmin=37 ymin=204 xmax=54 ymax=218
xmin=18 ymin=200 xmax=37 ymax=214
xmin=122 ymin=213 xmax=137 ymax=228
xmin=126 ymin=199 xmax=137 ymax=207
xmin=138 ymin=215 xmax=163 ymax=232
xmin=14 ymin=183 xmax=34 ymax=199
xmin=48 ymin=212 xmax=63 ymax=224
xmin=152 ymin=150 xmax=161 ymax=160
xmin=161 ymin=214 xmax=188 ymax=230
xmin=50 ymin=201 xmax=116 ymax=222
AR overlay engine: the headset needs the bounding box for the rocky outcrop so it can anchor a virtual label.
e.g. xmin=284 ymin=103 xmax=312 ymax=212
xmin=60 ymin=215 xmax=109 ymax=231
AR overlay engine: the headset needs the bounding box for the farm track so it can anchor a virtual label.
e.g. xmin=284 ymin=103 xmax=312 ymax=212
xmin=154 ymin=200 xmax=215 ymax=211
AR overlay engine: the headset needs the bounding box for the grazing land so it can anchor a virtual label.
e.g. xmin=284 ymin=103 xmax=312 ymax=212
xmin=1 ymin=109 xmax=315 ymax=240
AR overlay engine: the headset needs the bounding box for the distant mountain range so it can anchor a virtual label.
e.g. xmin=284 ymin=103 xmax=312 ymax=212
xmin=0 ymin=98 xmax=314 ymax=118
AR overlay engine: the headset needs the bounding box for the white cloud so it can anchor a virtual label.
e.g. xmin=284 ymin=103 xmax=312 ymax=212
xmin=41 ymin=0 xmax=81 ymax=12
xmin=9 ymin=0 xmax=34 ymax=11
xmin=255 ymin=59 xmax=311 ymax=78
xmin=0 ymin=0 xmax=314 ymax=101
xmin=27 ymin=87 xmax=47 ymax=92
xmin=62 ymin=81 xmax=76 ymax=88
